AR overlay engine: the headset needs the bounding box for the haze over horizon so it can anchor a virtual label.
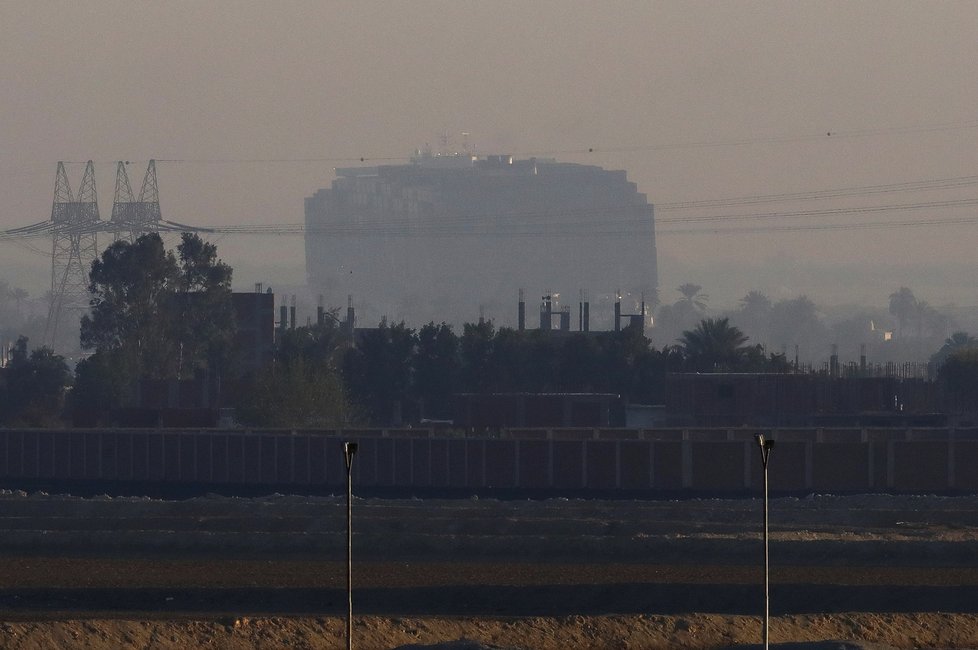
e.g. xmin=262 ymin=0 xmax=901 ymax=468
xmin=2 ymin=1 xmax=978 ymax=320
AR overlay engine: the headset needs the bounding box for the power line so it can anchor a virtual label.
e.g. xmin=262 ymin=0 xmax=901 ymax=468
xmin=7 ymin=131 xmax=978 ymax=245
xmin=658 ymin=175 xmax=978 ymax=210
xmin=525 ymin=119 xmax=978 ymax=157
xmin=9 ymin=187 xmax=977 ymax=239
xmin=151 ymin=208 xmax=978 ymax=238
xmin=659 ymin=214 xmax=978 ymax=236
xmin=44 ymin=118 xmax=976 ymax=167
xmin=154 ymin=155 xmax=411 ymax=165
xmin=658 ymin=197 xmax=978 ymax=224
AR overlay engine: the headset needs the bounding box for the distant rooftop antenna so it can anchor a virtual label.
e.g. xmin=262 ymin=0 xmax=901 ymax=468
xmin=461 ymin=131 xmax=470 ymax=152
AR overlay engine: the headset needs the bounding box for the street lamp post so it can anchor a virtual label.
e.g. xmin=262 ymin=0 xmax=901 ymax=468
xmin=343 ymin=441 xmax=358 ymax=650
xmin=755 ymin=434 xmax=775 ymax=650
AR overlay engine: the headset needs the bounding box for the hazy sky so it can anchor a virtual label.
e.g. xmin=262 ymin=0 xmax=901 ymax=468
xmin=2 ymin=1 xmax=978 ymax=312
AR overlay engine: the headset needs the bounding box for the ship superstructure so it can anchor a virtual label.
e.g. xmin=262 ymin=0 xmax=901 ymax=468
xmin=304 ymin=151 xmax=656 ymax=328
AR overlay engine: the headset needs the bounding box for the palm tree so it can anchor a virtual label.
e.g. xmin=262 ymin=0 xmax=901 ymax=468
xmin=679 ymin=317 xmax=750 ymax=372
xmin=888 ymin=287 xmax=917 ymax=339
xmin=931 ymin=331 xmax=978 ymax=366
xmin=740 ymin=290 xmax=771 ymax=315
xmin=945 ymin=331 xmax=976 ymax=348
xmin=677 ymin=283 xmax=709 ymax=312
xmin=738 ymin=290 xmax=772 ymax=343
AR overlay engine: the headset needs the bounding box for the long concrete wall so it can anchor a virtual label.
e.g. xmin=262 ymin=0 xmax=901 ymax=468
xmin=1 ymin=428 xmax=977 ymax=493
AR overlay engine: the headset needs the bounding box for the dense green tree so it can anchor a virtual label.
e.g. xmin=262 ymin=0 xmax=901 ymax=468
xmin=275 ymin=315 xmax=346 ymax=367
xmin=524 ymin=331 xmax=561 ymax=391
xmin=236 ymin=358 xmax=353 ymax=428
xmin=0 ymin=337 xmax=71 ymax=426
xmin=939 ymin=347 xmax=978 ymax=412
xmin=679 ymin=318 xmax=750 ymax=372
xmin=557 ymin=333 xmax=601 ymax=392
xmin=173 ymin=233 xmax=235 ymax=379
xmin=486 ymin=327 xmax=531 ymax=391
xmin=81 ymin=234 xmax=180 ymax=381
xmin=876 ymin=289 xmax=953 ymax=363
xmin=931 ymin=332 xmax=978 ymax=367
xmin=889 ymin=287 xmax=917 ymax=339
xmin=459 ymin=320 xmax=495 ymax=393
xmin=828 ymin=313 xmax=877 ymax=361
xmin=0 ymin=282 xmax=46 ymax=353
xmin=913 ymin=300 xmax=949 ymax=341
xmin=596 ymin=326 xmax=653 ymax=396
xmin=414 ymin=322 xmax=459 ymax=418
xmin=740 ymin=290 xmax=771 ymax=314
xmin=78 ymin=233 xmax=235 ymax=410
xmin=769 ymin=295 xmax=825 ymax=360
xmin=734 ymin=290 xmax=772 ymax=343
xmin=742 ymin=346 xmax=792 ymax=373
xmin=71 ymin=350 xmax=129 ymax=422
xmin=342 ymin=320 xmax=415 ymax=424
xmin=650 ymin=285 xmax=709 ymax=349
xmin=234 ymin=313 xmax=353 ymax=428
xmin=677 ymin=283 xmax=709 ymax=312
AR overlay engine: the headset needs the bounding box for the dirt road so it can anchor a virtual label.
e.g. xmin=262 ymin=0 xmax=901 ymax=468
xmin=3 ymin=558 xmax=978 ymax=619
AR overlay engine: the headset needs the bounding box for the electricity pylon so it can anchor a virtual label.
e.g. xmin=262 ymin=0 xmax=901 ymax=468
xmin=45 ymin=161 xmax=100 ymax=347
xmin=43 ymin=160 xmax=164 ymax=348
xmin=110 ymin=160 xmax=161 ymax=242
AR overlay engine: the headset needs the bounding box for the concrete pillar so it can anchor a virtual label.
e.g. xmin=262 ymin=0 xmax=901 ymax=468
xmin=948 ymin=436 xmax=956 ymax=489
xmin=581 ymin=440 xmax=588 ymax=488
xmin=514 ymin=440 xmax=520 ymax=487
xmin=681 ymin=439 xmax=692 ymax=488
xmin=804 ymin=441 xmax=813 ymax=490
xmin=481 ymin=439 xmax=487 ymax=488
xmin=649 ymin=440 xmax=655 ymax=488
xmin=886 ymin=440 xmax=895 ymax=490
xmin=547 ymin=439 xmax=555 ymax=487
xmin=743 ymin=440 xmax=752 ymax=489
xmin=408 ymin=437 xmax=415 ymax=486
xmin=615 ymin=441 xmax=621 ymax=489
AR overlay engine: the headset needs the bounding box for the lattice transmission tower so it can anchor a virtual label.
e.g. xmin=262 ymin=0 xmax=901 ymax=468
xmin=45 ymin=161 xmax=100 ymax=346
xmin=44 ymin=160 xmax=163 ymax=347
xmin=110 ymin=160 xmax=161 ymax=242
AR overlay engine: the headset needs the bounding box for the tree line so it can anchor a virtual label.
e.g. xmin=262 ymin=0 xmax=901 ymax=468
xmin=650 ymin=283 xmax=961 ymax=366
xmin=4 ymin=236 xmax=978 ymax=427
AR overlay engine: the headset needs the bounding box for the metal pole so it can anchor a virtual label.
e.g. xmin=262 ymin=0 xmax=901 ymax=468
xmin=343 ymin=442 xmax=358 ymax=650
xmin=755 ymin=434 xmax=774 ymax=650
xmin=763 ymin=447 xmax=769 ymax=650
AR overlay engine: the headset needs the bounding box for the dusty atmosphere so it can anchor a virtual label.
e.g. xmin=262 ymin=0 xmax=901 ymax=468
xmin=1 ymin=491 xmax=978 ymax=648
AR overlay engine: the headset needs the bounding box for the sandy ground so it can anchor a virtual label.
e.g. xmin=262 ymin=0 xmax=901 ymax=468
xmin=2 ymin=490 xmax=978 ymax=648
xmin=1 ymin=613 xmax=977 ymax=649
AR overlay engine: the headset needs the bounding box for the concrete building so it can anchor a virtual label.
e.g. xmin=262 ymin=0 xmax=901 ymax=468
xmin=305 ymin=151 xmax=657 ymax=328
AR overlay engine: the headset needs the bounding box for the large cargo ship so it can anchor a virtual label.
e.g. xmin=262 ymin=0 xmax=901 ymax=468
xmin=304 ymin=151 xmax=657 ymax=328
